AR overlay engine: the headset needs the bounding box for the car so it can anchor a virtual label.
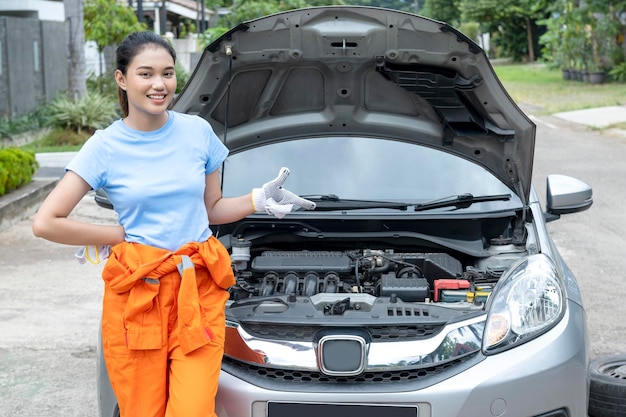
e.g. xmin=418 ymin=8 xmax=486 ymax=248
xmin=97 ymin=6 xmax=594 ymax=417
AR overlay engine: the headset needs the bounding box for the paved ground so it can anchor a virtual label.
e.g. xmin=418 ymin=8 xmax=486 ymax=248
xmin=553 ymin=105 xmax=626 ymax=128
xmin=0 ymin=193 xmax=116 ymax=417
xmin=34 ymin=152 xmax=75 ymax=179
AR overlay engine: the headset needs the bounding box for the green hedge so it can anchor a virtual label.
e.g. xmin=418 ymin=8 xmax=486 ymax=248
xmin=0 ymin=148 xmax=39 ymax=196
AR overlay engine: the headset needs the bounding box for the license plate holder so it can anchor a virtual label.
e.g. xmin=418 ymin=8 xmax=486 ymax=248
xmin=267 ymin=402 xmax=418 ymax=417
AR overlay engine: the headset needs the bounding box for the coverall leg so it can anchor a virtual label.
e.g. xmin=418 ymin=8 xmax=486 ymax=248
xmin=102 ymin=265 xmax=228 ymax=417
xmin=165 ymin=336 xmax=223 ymax=417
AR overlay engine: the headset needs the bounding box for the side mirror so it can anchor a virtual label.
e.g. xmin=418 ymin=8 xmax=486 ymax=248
xmin=545 ymin=175 xmax=593 ymax=222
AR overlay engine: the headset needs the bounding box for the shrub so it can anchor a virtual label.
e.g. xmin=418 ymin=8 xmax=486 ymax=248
xmin=0 ymin=105 xmax=52 ymax=140
xmin=48 ymin=91 xmax=119 ymax=134
xmin=0 ymin=163 xmax=7 ymax=195
xmin=24 ymin=127 xmax=92 ymax=151
xmin=609 ymin=63 xmax=626 ymax=82
xmin=87 ymin=71 xmax=119 ymax=103
xmin=0 ymin=148 xmax=38 ymax=196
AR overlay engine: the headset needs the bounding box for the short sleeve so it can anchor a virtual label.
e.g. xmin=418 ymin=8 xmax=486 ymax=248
xmin=65 ymin=132 xmax=108 ymax=190
xmin=203 ymin=120 xmax=229 ymax=175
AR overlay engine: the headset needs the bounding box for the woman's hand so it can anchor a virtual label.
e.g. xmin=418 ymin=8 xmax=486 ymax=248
xmin=251 ymin=167 xmax=316 ymax=218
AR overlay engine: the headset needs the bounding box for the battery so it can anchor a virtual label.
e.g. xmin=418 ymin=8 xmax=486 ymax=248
xmin=433 ymin=279 xmax=470 ymax=302
xmin=440 ymin=289 xmax=491 ymax=303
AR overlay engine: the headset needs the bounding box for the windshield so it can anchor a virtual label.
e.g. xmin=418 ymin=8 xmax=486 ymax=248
xmin=222 ymin=137 xmax=523 ymax=211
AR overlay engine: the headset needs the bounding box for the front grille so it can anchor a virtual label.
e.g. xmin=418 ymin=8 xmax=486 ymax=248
xmin=241 ymin=323 xmax=445 ymax=341
xmin=222 ymin=351 xmax=479 ymax=384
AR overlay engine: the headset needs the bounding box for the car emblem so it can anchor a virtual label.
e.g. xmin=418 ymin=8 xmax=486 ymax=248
xmin=317 ymin=334 xmax=367 ymax=376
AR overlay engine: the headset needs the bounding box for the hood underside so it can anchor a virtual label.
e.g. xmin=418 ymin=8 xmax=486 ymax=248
xmin=173 ymin=6 xmax=536 ymax=201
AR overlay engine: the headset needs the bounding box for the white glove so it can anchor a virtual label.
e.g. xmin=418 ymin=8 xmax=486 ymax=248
xmin=74 ymin=245 xmax=111 ymax=265
xmin=252 ymin=167 xmax=316 ymax=218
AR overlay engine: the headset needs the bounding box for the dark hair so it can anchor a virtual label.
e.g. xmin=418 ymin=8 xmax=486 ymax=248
xmin=116 ymin=31 xmax=177 ymax=117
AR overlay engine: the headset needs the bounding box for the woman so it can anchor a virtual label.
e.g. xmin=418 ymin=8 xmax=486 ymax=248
xmin=32 ymin=31 xmax=314 ymax=417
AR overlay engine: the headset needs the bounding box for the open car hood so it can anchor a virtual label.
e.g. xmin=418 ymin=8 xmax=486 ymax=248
xmin=173 ymin=6 xmax=535 ymax=202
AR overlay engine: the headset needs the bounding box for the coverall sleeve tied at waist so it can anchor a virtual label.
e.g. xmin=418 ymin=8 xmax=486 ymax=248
xmin=101 ymin=236 xmax=236 ymax=355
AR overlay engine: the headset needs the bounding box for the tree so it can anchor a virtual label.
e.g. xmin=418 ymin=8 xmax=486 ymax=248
xmin=219 ymin=0 xmax=308 ymax=28
xmin=200 ymin=0 xmax=311 ymax=47
xmin=64 ymin=0 xmax=86 ymax=99
xmin=540 ymin=0 xmax=624 ymax=74
xmin=84 ymin=0 xmax=147 ymax=75
xmin=460 ymin=0 xmax=549 ymax=62
xmin=421 ymin=0 xmax=461 ymax=25
xmin=351 ymin=0 xmax=420 ymax=13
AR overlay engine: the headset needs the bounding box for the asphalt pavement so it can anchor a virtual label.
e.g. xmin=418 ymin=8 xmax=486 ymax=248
xmin=34 ymin=151 xmax=76 ymax=179
xmin=553 ymin=105 xmax=626 ymax=129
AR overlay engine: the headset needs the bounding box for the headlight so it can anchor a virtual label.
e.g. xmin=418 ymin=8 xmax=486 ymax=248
xmin=483 ymin=254 xmax=565 ymax=354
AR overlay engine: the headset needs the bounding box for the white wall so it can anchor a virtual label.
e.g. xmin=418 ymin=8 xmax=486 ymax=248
xmin=0 ymin=0 xmax=65 ymax=22
xmin=85 ymin=41 xmax=103 ymax=77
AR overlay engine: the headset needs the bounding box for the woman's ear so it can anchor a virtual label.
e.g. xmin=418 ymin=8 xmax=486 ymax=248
xmin=114 ymin=69 xmax=126 ymax=91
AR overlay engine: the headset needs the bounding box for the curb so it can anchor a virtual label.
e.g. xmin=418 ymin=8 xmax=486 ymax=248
xmin=0 ymin=177 xmax=59 ymax=233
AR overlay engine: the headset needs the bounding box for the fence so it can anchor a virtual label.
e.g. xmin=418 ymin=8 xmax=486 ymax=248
xmin=0 ymin=16 xmax=67 ymax=119
xmin=0 ymin=16 xmax=205 ymax=121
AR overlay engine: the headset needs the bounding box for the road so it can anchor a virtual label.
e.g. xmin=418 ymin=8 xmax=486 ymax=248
xmin=0 ymin=192 xmax=116 ymax=417
xmin=531 ymin=111 xmax=626 ymax=359
xmin=0 ymin=111 xmax=625 ymax=416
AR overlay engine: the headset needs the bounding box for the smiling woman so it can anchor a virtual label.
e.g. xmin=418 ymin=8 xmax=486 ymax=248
xmin=113 ymin=36 xmax=178 ymax=131
xmin=32 ymin=30 xmax=315 ymax=417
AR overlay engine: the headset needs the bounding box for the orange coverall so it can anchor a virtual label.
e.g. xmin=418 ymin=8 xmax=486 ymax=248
xmin=101 ymin=236 xmax=235 ymax=417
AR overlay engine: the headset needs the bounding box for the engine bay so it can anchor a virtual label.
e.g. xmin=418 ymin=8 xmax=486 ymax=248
xmin=226 ymin=235 xmax=528 ymax=311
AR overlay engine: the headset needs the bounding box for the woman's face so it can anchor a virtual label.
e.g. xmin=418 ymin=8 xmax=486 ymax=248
xmin=116 ymin=44 xmax=177 ymax=122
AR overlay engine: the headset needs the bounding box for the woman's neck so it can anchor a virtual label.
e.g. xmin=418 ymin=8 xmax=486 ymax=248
xmin=123 ymin=111 xmax=169 ymax=132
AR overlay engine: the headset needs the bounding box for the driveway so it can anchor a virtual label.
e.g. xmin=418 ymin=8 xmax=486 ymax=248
xmin=531 ymin=109 xmax=626 ymax=360
xmin=0 ymin=193 xmax=116 ymax=417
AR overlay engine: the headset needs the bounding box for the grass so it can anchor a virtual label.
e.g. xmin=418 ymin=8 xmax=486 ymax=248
xmin=493 ymin=64 xmax=626 ymax=115
xmin=21 ymin=143 xmax=83 ymax=153
xmin=20 ymin=128 xmax=90 ymax=153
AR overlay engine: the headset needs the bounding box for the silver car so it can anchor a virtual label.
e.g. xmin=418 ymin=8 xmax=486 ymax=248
xmin=98 ymin=6 xmax=593 ymax=417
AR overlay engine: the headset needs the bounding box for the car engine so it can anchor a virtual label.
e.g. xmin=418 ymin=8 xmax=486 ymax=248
xmin=227 ymin=236 xmax=526 ymax=308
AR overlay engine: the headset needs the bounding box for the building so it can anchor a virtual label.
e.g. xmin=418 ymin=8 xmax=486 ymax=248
xmin=0 ymin=0 xmax=64 ymax=21
xmin=125 ymin=0 xmax=213 ymax=38
xmin=0 ymin=0 xmax=207 ymax=117
xmin=0 ymin=0 xmax=66 ymax=117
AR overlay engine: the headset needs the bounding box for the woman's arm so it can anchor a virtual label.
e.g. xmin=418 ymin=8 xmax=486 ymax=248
xmin=204 ymin=170 xmax=255 ymax=225
xmin=32 ymin=171 xmax=126 ymax=246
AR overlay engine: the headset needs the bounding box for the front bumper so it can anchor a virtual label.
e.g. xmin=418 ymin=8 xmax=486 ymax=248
xmin=215 ymin=300 xmax=588 ymax=417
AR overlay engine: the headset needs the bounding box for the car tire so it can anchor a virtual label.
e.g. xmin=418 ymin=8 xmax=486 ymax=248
xmin=588 ymin=354 xmax=626 ymax=417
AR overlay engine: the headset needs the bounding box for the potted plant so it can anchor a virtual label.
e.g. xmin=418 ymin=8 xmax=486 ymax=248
xmin=587 ymin=8 xmax=620 ymax=84
xmin=561 ymin=5 xmax=589 ymax=81
xmin=538 ymin=9 xmax=575 ymax=79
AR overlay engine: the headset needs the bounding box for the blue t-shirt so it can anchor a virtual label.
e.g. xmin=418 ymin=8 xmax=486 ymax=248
xmin=66 ymin=111 xmax=229 ymax=251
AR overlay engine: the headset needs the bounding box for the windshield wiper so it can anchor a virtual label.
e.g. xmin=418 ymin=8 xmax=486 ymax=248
xmin=301 ymin=193 xmax=511 ymax=212
xmin=413 ymin=193 xmax=511 ymax=211
xmin=301 ymin=194 xmax=412 ymax=211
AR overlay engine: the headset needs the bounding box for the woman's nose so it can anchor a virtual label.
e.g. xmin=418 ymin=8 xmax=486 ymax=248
xmin=152 ymin=77 xmax=165 ymax=89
